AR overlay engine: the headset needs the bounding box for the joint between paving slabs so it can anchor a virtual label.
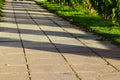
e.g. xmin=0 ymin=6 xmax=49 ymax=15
xmin=12 ymin=2 xmax=32 ymax=80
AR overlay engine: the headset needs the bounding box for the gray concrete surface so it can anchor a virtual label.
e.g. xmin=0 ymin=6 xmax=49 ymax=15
xmin=0 ymin=1 xmax=120 ymax=80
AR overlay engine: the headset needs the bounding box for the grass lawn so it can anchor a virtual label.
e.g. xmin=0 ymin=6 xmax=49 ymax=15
xmin=36 ymin=1 xmax=120 ymax=46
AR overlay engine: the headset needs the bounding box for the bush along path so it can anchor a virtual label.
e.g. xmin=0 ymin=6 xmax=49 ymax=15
xmin=36 ymin=0 xmax=120 ymax=46
xmin=0 ymin=0 xmax=5 ymax=16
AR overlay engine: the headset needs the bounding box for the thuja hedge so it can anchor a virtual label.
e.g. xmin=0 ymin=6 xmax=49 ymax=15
xmin=47 ymin=0 xmax=120 ymax=25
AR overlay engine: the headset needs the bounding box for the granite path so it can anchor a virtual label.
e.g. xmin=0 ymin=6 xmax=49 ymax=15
xmin=0 ymin=1 xmax=120 ymax=80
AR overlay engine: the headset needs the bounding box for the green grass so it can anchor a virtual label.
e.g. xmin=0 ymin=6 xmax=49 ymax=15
xmin=36 ymin=1 xmax=120 ymax=46
xmin=0 ymin=0 xmax=5 ymax=15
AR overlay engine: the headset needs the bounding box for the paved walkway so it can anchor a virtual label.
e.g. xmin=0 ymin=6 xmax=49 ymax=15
xmin=0 ymin=1 xmax=120 ymax=80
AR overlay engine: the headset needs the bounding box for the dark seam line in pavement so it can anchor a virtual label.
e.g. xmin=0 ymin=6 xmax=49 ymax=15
xmin=41 ymin=33 xmax=82 ymax=80
xmin=23 ymin=4 xmax=82 ymax=80
xmin=12 ymin=2 xmax=32 ymax=80
xmin=45 ymin=14 xmax=120 ymax=72
xmin=62 ymin=25 xmax=120 ymax=72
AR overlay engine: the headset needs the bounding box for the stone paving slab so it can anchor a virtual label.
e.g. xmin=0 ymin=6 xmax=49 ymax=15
xmin=78 ymin=72 xmax=120 ymax=80
xmin=0 ymin=54 xmax=26 ymax=65
xmin=0 ymin=42 xmax=22 ymax=48
xmin=0 ymin=1 xmax=120 ymax=80
xmin=0 ymin=64 xmax=27 ymax=73
xmin=30 ymin=73 xmax=79 ymax=80
xmin=22 ymin=41 xmax=55 ymax=48
xmin=26 ymin=53 xmax=62 ymax=59
xmin=106 ymin=59 xmax=120 ymax=70
xmin=29 ymin=64 xmax=73 ymax=73
xmin=62 ymin=54 xmax=107 ymax=65
xmin=0 ymin=22 xmax=18 ymax=28
xmin=99 ymin=72 xmax=120 ymax=80
xmin=27 ymin=55 xmax=67 ymax=65
xmin=0 ymin=48 xmax=23 ymax=54
xmin=21 ymin=34 xmax=49 ymax=42
xmin=0 ymin=32 xmax=20 ymax=41
xmin=18 ymin=24 xmax=39 ymax=30
xmin=0 ymin=26 xmax=18 ymax=33
xmin=72 ymin=65 xmax=115 ymax=73
xmin=25 ymin=47 xmax=58 ymax=53
xmin=0 ymin=73 xmax=29 ymax=80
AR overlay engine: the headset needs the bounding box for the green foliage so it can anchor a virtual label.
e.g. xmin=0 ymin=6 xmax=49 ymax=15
xmin=0 ymin=0 xmax=5 ymax=14
xmin=46 ymin=0 xmax=120 ymax=24
xmin=112 ymin=0 xmax=120 ymax=25
xmin=89 ymin=0 xmax=119 ymax=24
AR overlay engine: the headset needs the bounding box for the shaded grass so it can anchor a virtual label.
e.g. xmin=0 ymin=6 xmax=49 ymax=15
xmin=36 ymin=1 xmax=120 ymax=46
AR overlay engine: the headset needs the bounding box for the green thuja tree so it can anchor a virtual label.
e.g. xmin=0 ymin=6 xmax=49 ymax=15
xmin=90 ymin=0 xmax=112 ymax=20
xmin=112 ymin=0 xmax=120 ymax=25
xmin=46 ymin=0 xmax=119 ymax=24
xmin=89 ymin=0 xmax=119 ymax=24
